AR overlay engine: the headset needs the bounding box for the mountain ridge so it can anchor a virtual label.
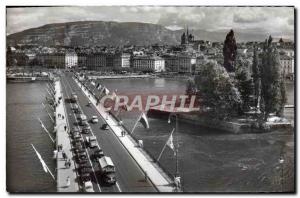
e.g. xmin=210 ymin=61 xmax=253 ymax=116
xmin=7 ymin=21 xmax=276 ymax=46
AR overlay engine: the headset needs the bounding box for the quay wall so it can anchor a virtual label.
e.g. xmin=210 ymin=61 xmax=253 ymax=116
xmin=87 ymin=74 xmax=152 ymax=80
xmin=178 ymin=114 xmax=292 ymax=134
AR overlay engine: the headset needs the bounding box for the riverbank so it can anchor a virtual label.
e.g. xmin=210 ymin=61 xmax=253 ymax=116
xmin=178 ymin=113 xmax=293 ymax=134
xmin=148 ymin=104 xmax=293 ymax=134
xmin=87 ymin=74 xmax=154 ymax=80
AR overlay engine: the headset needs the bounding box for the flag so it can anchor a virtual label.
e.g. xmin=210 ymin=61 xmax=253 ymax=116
xmin=103 ymin=87 xmax=110 ymax=95
xmin=139 ymin=112 xmax=150 ymax=129
xmin=31 ymin=144 xmax=48 ymax=173
xmin=96 ymin=83 xmax=101 ymax=90
xmin=166 ymin=128 xmax=175 ymax=152
xmin=111 ymin=91 xmax=117 ymax=101
xmin=91 ymin=81 xmax=96 ymax=86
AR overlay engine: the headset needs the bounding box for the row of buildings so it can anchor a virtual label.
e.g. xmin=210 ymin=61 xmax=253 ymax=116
xmin=33 ymin=51 xmax=198 ymax=73
xmin=8 ymin=47 xmax=294 ymax=77
xmin=33 ymin=52 xmax=167 ymax=72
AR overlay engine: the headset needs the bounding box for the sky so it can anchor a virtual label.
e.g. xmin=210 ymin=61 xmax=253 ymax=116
xmin=6 ymin=6 xmax=294 ymax=38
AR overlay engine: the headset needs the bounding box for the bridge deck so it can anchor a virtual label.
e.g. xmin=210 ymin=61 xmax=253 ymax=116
xmin=74 ymin=77 xmax=175 ymax=192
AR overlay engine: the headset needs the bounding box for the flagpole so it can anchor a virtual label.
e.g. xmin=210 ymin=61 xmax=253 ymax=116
xmin=175 ymin=114 xmax=179 ymax=178
xmin=47 ymin=83 xmax=55 ymax=94
xmin=168 ymin=113 xmax=181 ymax=192
xmin=131 ymin=112 xmax=143 ymax=134
xmin=38 ymin=118 xmax=55 ymax=143
xmin=157 ymin=128 xmax=175 ymax=162
xmin=45 ymin=88 xmax=54 ymax=99
xmin=42 ymin=103 xmax=54 ymax=123
xmin=31 ymin=144 xmax=55 ymax=181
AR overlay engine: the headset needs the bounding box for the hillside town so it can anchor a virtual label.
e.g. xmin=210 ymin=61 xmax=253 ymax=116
xmin=6 ymin=28 xmax=294 ymax=80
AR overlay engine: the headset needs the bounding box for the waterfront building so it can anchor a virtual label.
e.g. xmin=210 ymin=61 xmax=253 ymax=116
xmin=132 ymin=56 xmax=165 ymax=72
xmin=36 ymin=52 xmax=65 ymax=68
xmin=163 ymin=54 xmax=196 ymax=73
xmin=280 ymin=54 xmax=294 ymax=79
xmin=65 ymin=52 xmax=78 ymax=68
xmin=120 ymin=53 xmax=131 ymax=68
xmin=195 ymin=55 xmax=207 ymax=73
xmin=86 ymin=53 xmax=106 ymax=71
xmin=77 ymin=53 xmax=87 ymax=69
xmin=84 ymin=52 xmax=131 ymax=71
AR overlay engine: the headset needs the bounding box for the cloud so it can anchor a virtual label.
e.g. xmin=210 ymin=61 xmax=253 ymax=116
xmin=233 ymin=13 xmax=267 ymax=23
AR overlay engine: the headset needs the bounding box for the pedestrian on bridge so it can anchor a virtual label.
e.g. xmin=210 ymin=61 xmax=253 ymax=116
xmin=62 ymin=150 xmax=68 ymax=161
xmin=66 ymin=176 xmax=71 ymax=187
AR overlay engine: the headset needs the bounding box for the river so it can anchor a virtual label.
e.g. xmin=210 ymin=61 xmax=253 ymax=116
xmin=6 ymin=78 xmax=294 ymax=192
xmin=6 ymin=82 xmax=56 ymax=192
xmin=99 ymin=78 xmax=295 ymax=192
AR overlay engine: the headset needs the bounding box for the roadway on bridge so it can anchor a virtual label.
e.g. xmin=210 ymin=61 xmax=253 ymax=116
xmin=60 ymin=72 xmax=156 ymax=193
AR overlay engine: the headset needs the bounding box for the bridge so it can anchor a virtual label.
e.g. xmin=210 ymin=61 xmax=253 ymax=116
xmin=55 ymin=72 xmax=175 ymax=192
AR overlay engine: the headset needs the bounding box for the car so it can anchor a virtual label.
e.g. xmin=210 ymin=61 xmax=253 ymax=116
xmin=91 ymin=116 xmax=98 ymax=123
xmin=80 ymin=120 xmax=89 ymax=126
xmin=73 ymin=104 xmax=80 ymax=113
xmin=76 ymin=153 xmax=88 ymax=161
xmin=86 ymin=136 xmax=97 ymax=148
xmin=71 ymin=127 xmax=80 ymax=135
xmin=93 ymin=147 xmax=104 ymax=160
xmin=72 ymin=132 xmax=82 ymax=140
xmin=80 ymin=173 xmax=91 ymax=182
xmin=101 ymin=123 xmax=109 ymax=130
xmin=82 ymin=125 xmax=91 ymax=134
xmin=83 ymin=181 xmax=94 ymax=192
xmin=79 ymin=167 xmax=93 ymax=175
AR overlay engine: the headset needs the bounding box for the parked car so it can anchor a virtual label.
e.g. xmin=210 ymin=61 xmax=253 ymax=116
xmin=93 ymin=147 xmax=104 ymax=160
xmin=83 ymin=181 xmax=94 ymax=192
xmin=101 ymin=123 xmax=109 ymax=130
xmin=81 ymin=120 xmax=89 ymax=126
xmin=73 ymin=104 xmax=80 ymax=113
xmin=82 ymin=125 xmax=91 ymax=134
xmin=80 ymin=173 xmax=91 ymax=182
xmin=86 ymin=136 xmax=97 ymax=148
xmin=91 ymin=116 xmax=98 ymax=123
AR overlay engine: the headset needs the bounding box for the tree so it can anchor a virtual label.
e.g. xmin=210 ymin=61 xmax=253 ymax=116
xmin=194 ymin=60 xmax=241 ymax=119
xmin=252 ymin=46 xmax=260 ymax=110
xmin=235 ymin=57 xmax=253 ymax=111
xmin=6 ymin=46 xmax=15 ymax=67
xmin=186 ymin=78 xmax=197 ymax=102
xmin=260 ymin=36 xmax=286 ymax=120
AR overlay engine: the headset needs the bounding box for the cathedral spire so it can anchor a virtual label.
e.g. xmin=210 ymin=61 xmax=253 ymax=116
xmin=187 ymin=25 xmax=189 ymax=36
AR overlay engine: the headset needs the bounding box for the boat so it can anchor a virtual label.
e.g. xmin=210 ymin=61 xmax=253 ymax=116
xmin=6 ymin=76 xmax=36 ymax=83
